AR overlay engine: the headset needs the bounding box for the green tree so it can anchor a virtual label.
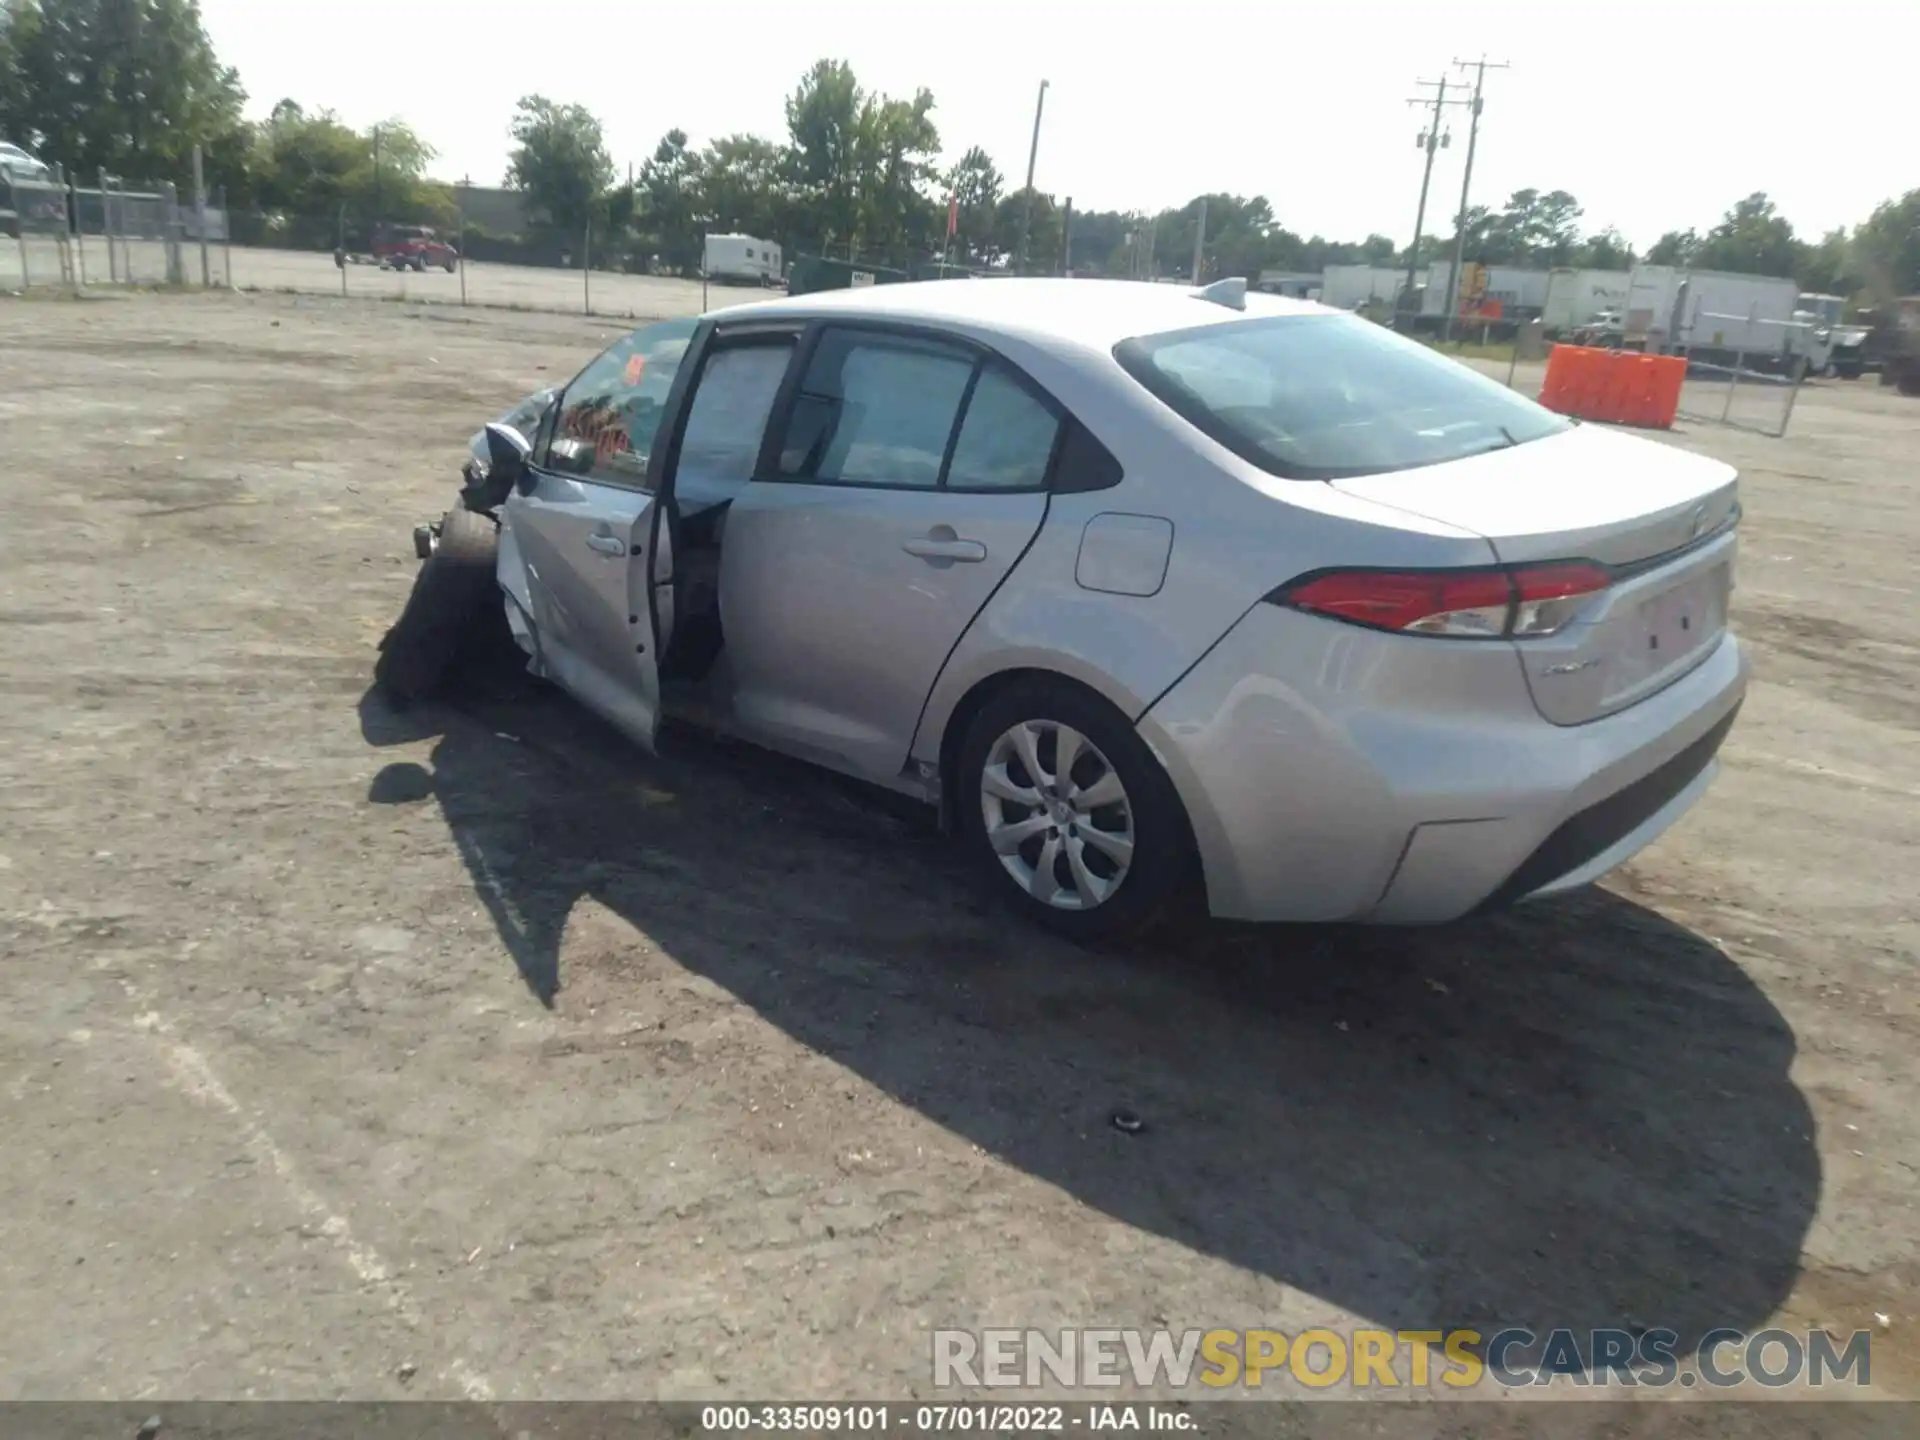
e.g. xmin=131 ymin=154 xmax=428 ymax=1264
xmin=1056 ymin=206 xmax=1131 ymax=275
xmin=637 ymin=127 xmax=702 ymax=273
xmin=242 ymin=102 xmax=449 ymax=241
xmin=1850 ymin=189 xmax=1920 ymax=300
xmin=506 ymin=94 xmax=614 ymax=239
xmin=1575 ymin=227 xmax=1634 ymax=270
xmin=0 ymin=0 xmax=249 ymax=189
xmin=782 ymin=58 xmax=942 ymax=263
xmin=852 ymin=87 xmax=939 ymax=264
xmin=1692 ymin=192 xmax=1798 ymax=276
xmin=943 ymin=145 xmax=1002 ymax=264
xmin=784 ymin=58 xmax=863 ymax=254
xmin=1795 ymin=226 xmax=1855 ymax=298
xmin=694 ymin=132 xmax=790 ymax=241
xmin=993 ymin=188 xmax=1063 ymax=272
xmin=1645 ymin=228 xmax=1700 ymax=267
xmin=1448 ymin=187 xmax=1584 ymax=265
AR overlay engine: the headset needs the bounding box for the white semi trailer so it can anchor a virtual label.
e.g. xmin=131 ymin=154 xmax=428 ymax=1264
xmin=1542 ymin=268 xmax=1630 ymax=336
xmin=1319 ymin=264 xmax=1414 ymax=311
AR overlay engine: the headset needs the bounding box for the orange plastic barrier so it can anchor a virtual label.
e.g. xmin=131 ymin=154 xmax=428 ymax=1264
xmin=1536 ymin=345 xmax=1685 ymax=429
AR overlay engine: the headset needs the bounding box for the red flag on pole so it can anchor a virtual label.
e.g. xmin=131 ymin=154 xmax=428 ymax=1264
xmin=947 ymin=196 xmax=959 ymax=238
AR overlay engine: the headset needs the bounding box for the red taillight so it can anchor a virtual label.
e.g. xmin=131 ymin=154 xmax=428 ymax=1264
xmin=1272 ymin=561 xmax=1610 ymax=639
xmin=1508 ymin=561 xmax=1612 ymax=636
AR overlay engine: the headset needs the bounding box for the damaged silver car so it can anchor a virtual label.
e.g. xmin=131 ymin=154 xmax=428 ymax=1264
xmin=378 ymin=282 xmax=1745 ymax=939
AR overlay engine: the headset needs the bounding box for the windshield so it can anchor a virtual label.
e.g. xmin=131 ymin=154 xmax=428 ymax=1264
xmin=1797 ymin=295 xmax=1843 ymax=326
xmin=1114 ymin=313 xmax=1570 ymax=481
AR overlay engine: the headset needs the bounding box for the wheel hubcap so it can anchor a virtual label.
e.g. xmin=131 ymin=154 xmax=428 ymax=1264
xmin=980 ymin=720 xmax=1135 ymax=911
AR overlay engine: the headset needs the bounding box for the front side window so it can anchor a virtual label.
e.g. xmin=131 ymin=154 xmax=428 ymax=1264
xmin=1115 ymin=313 xmax=1570 ymax=481
xmin=549 ymin=317 xmax=699 ymax=486
xmin=675 ymin=341 xmax=795 ymax=497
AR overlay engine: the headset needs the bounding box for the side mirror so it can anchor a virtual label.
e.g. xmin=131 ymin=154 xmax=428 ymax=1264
xmin=483 ymin=421 xmax=534 ymax=494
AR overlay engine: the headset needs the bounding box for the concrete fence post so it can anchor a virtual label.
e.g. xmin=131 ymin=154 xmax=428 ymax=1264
xmin=161 ymin=181 xmax=184 ymax=285
xmin=1722 ymin=304 xmax=1754 ymax=425
xmin=456 ymin=182 xmax=468 ymax=307
xmin=192 ymin=145 xmax=211 ymax=288
xmin=100 ymin=171 xmax=118 ymax=283
xmin=69 ymin=169 xmax=87 ymax=288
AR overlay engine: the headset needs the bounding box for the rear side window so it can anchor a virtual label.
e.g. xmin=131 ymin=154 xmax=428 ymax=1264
xmin=945 ymin=367 xmax=1061 ymax=491
xmin=781 ymin=330 xmax=975 ymax=490
xmin=777 ymin=328 xmax=1065 ymax=493
xmin=1115 ymin=314 xmax=1570 ymax=481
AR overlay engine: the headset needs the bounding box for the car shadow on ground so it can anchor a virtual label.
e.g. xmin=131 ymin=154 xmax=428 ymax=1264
xmin=360 ymin=669 xmax=1819 ymax=1363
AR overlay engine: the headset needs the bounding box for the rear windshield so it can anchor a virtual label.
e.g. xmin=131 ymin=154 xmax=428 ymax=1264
xmin=1114 ymin=313 xmax=1569 ymax=480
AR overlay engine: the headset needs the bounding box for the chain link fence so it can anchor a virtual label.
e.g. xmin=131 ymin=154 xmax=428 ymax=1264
xmin=213 ymin=202 xmax=716 ymax=321
xmin=6 ymin=182 xmax=734 ymax=323
xmin=1671 ymin=310 xmax=1809 ymax=439
xmin=2 ymin=162 xmax=233 ymax=292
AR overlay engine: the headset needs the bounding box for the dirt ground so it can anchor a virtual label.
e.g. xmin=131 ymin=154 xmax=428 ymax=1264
xmin=0 ymin=291 xmax=1914 ymax=1410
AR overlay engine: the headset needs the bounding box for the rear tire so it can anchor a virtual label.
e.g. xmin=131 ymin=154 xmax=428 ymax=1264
xmin=374 ymin=508 xmax=499 ymax=705
xmin=956 ymin=678 xmax=1196 ymax=942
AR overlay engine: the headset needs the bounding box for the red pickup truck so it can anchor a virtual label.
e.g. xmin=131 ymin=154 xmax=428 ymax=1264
xmin=374 ymin=225 xmax=459 ymax=272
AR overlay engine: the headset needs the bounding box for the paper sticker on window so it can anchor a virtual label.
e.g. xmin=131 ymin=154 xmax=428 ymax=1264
xmin=624 ymin=353 xmax=647 ymax=386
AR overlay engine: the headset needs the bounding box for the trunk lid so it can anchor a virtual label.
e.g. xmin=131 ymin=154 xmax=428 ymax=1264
xmin=1330 ymin=423 xmax=1739 ymax=726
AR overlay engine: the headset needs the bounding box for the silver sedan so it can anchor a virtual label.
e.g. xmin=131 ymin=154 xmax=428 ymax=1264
xmin=381 ymin=278 xmax=1746 ymax=940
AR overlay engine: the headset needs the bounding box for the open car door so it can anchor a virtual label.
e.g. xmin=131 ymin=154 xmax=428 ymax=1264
xmin=494 ymin=318 xmax=702 ymax=754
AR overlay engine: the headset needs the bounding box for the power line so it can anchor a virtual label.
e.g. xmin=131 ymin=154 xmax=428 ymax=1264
xmin=1441 ymin=55 xmax=1510 ymax=341
xmin=1401 ymin=78 xmax=1469 ymax=327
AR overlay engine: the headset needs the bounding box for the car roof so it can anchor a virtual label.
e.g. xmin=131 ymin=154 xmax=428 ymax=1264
xmin=709 ymin=278 xmax=1329 ymax=352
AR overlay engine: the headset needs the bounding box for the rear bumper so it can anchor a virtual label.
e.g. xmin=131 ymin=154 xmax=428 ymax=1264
xmin=1476 ymin=701 xmax=1738 ymax=910
xmin=1136 ymin=604 xmax=1749 ymax=924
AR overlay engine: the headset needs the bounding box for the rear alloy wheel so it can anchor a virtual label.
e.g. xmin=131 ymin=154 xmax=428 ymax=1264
xmin=958 ymin=680 xmax=1193 ymax=941
xmin=983 ymin=719 xmax=1134 ymax=909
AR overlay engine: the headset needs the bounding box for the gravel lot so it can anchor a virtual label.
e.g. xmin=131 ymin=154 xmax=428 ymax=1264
xmin=0 ymin=290 xmax=1914 ymax=1408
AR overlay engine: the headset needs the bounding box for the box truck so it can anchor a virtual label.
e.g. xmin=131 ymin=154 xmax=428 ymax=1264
xmin=703 ymin=234 xmax=783 ymax=286
xmin=1542 ymin=268 xmax=1630 ymax=335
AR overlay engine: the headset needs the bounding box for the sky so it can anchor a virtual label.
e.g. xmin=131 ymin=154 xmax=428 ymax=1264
xmin=197 ymin=0 xmax=1915 ymax=250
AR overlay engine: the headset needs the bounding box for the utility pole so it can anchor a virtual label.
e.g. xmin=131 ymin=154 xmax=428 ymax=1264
xmin=372 ymin=125 xmax=383 ymax=231
xmin=1442 ymin=55 xmax=1510 ymax=341
xmin=1191 ymin=196 xmax=1209 ymax=284
xmin=1016 ymin=79 xmax=1050 ymax=274
xmin=1401 ymin=77 xmax=1466 ymax=328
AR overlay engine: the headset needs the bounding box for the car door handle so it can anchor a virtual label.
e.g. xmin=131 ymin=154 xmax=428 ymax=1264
xmin=585 ymin=532 xmax=627 ymax=555
xmin=902 ymin=536 xmax=987 ymax=563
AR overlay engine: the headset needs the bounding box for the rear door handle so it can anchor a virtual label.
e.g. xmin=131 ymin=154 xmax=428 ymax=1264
xmin=902 ymin=537 xmax=987 ymax=563
xmin=586 ymin=532 xmax=627 ymax=556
